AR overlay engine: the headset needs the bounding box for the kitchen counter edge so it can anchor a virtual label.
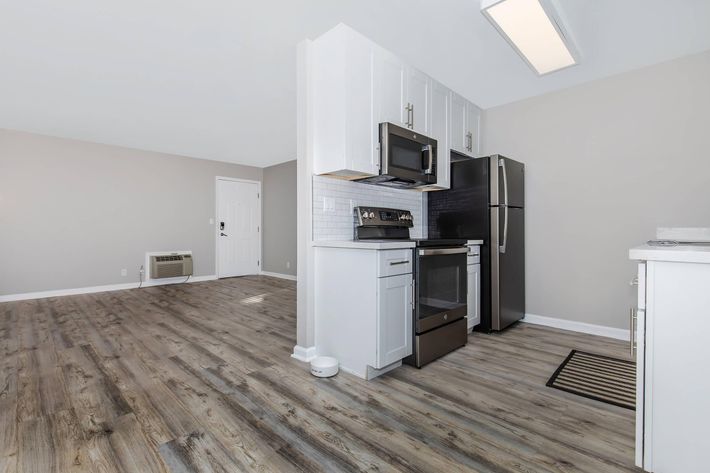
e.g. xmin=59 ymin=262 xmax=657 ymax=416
xmin=313 ymin=240 xmax=416 ymax=250
xmin=629 ymin=244 xmax=710 ymax=264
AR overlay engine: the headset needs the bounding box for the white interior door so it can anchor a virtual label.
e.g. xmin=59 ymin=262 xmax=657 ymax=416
xmin=217 ymin=179 xmax=260 ymax=278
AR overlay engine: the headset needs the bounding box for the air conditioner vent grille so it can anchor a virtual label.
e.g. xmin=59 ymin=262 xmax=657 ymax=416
xmin=155 ymin=255 xmax=188 ymax=262
xmin=150 ymin=253 xmax=193 ymax=279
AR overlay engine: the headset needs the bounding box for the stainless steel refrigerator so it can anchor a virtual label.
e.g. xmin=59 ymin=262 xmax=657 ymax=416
xmin=428 ymin=154 xmax=525 ymax=332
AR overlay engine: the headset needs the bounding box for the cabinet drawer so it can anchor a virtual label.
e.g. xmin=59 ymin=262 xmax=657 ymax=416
xmin=377 ymin=249 xmax=413 ymax=277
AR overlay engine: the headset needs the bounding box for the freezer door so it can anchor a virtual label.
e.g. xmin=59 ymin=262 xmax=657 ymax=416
xmin=496 ymin=206 xmax=525 ymax=330
xmin=495 ymin=155 xmax=525 ymax=208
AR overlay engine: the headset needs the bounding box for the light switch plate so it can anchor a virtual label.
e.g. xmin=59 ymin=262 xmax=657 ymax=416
xmin=323 ymin=197 xmax=336 ymax=213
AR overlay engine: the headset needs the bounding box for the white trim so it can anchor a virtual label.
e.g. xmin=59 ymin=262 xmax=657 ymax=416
xmin=291 ymin=345 xmax=317 ymax=362
xmin=215 ymin=177 xmax=263 ymax=279
xmin=0 ymin=275 xmax=217 ymax=303
xmin=260 ymin=271 xmax=297 ymax=281
xmin=522 ymin=313 xmax=630 ymax=341
xmin=296 ymin=38 xmax=316 ymax=352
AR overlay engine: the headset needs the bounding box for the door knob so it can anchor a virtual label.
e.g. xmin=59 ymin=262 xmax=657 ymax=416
xmin=220 ymin=232 xmax=228 ymax=237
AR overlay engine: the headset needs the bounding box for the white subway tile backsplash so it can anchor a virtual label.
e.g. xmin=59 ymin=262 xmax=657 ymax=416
xmin=312 ymin=176 xmax=425 ymax=241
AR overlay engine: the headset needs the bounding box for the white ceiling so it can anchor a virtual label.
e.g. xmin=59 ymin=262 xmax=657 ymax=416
xmin=2 ymin=0 xmax=709 ymax=167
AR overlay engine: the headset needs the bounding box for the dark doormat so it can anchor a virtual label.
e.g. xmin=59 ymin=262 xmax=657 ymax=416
xmin=547 ymin=350 xmax=636 ymax=410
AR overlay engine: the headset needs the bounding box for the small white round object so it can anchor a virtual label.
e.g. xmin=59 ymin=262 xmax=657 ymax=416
xmin=310 ymin=356 xmax=339 ymax=378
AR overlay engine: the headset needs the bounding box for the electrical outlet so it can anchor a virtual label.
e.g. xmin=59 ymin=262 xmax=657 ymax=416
xmin=286 ymin=261 xmax=291 ymax=269
xmin=120 ymin=268 xmax=127 ymax=277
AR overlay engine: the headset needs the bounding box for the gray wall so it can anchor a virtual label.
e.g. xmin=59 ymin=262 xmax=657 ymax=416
xmin=0 ymin=129 xmax=262 ymax=295
xmin=482 ymin=50 xmax=710 ymax=329
xmin=262 ymin=160 xmax=297 ymax=276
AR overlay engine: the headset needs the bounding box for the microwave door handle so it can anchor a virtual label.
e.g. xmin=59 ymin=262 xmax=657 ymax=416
xmin=423 ymin=144 xmax=434 ymax=175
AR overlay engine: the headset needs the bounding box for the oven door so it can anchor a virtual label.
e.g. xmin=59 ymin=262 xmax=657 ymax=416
xmin=380 ymin=122 xmax=437 ymax=185
xmin=416 ymin=247 xmax=467 ymax=333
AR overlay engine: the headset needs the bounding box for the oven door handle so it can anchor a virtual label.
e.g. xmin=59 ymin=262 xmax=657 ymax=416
xmin=418 ymin=247 xmax=468 ymax=256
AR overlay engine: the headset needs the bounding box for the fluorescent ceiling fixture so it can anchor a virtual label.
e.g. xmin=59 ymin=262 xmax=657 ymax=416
xmin=481 ymin=0 xmax=578 ymax=75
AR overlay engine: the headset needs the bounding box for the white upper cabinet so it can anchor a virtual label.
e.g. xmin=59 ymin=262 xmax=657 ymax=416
xmin=312 ymin=25 xmax=377 ymax=177
xmin=373 ymin=49 xmax=407 ymax=128
xmin=424 ymin=80 xmax=451 ymax=190
xmin=450 ymin=91 xmax=481 ymax=158
xmin=466 ymin=102 xmax=481 ymax=156
xmin=405 ymin=67 xmax=431 ymax=134
xmin=450 ymin=92 xmax=468 ymax=156
xmin=311 ymin=24 xmax=482 ymax=184
xmin=373 ymin=52 xmax=431 ymax=135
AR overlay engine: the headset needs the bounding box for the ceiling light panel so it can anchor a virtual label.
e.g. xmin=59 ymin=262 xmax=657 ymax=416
xmin=481 ymin=0 xmax=577 ymax=75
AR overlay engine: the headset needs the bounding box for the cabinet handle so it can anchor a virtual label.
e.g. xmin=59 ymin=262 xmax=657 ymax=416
xmin=411 ymin=279 xmax=416 ymax=310
xmin=405 ymin=103 xmax=413 ymax=128
xmin=629 ymin=308 xmax=637 ymax=358
xmin=389 ymin=260 xmax=408 ymax=266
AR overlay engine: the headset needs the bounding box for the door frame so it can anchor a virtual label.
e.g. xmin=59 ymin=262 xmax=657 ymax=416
xmin=215 ymin=176 xmax=262 ymax=279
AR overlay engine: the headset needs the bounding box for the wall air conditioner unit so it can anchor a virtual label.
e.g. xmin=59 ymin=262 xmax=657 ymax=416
xmin=149 ymin=253 xmax=193 ymax=279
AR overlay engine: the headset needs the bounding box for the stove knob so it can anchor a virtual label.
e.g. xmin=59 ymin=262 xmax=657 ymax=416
xmin=369 ymin=212 xmax=375 ymax=219
xmin=361 ymin=211 xmax=369 ymax=219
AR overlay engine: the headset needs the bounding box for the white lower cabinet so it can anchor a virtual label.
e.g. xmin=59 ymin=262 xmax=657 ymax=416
xmin=315 ymin=245 xmax=413 ymax=379
xmin=377 ymin=273 xmax=413 ymax=367
xmin=632 ymin=258 xmax=710 ymax=472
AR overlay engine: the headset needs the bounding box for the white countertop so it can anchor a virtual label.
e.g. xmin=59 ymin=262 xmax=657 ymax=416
xmin=313 ymin=240 xmax=416 ymax=250
xmin=629 ymin=243 xmax=710 ymax=264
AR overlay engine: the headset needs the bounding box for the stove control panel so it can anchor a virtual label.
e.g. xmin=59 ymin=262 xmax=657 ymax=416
xmin=354 ymin=206 xmax=414 ymax=227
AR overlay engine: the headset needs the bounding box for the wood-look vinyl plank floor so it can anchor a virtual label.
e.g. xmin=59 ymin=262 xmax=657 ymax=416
xmin=0 ymin=276 xmax=641 ymax=472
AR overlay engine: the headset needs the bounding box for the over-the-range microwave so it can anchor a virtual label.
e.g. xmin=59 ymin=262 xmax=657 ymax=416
xmin=357 ymin=122 xmax=437 ymax=189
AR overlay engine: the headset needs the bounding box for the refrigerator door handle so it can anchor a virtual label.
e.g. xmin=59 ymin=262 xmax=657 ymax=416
xmin=499 ymin=157 xmax=509 ymax=207
xmin=499 ymin=158 xmax=509 ymax=254
xmin=500 ymin=205 xmax=508 ymax=254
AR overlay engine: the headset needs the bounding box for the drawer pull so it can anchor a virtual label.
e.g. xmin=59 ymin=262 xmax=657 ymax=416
xmin=389 ymin=260 xmax=408 ymax=266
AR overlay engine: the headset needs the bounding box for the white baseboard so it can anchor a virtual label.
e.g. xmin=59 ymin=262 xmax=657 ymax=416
xmin=522 ymin=313 xmax=630 ymax=341
xmin=291 ymin=345 xmax=317 ymax=362
xmin=260 ymin=271 xmax=297 ymax=281
xmin=0 ymin=275 xmax=218 ymax=303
